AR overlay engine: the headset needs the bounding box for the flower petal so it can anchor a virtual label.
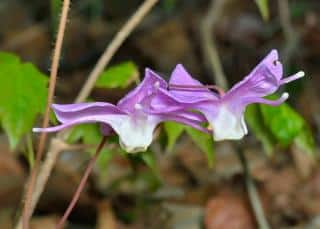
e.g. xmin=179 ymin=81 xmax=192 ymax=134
xmin=52 ymin=102 xmax=125 ymax=123
xmin=162 ymin=113 xmax=210 ymax=134
xmin=242 ymin=92 xmax=289 ymax=106
xmin=34 ymin=112 xmax=161 ymax=153
xmin=168 ymin=64 xmax=218 ymax=102
xmin=117 ymin=68 xmax=167 ymax=112
xmin=114 ymin=114 xmax=161 ymax=153
xmin=225 ymin=49 xmax=283 ymax=100
xmin=194 ymin=103 xmax=248 ymax=141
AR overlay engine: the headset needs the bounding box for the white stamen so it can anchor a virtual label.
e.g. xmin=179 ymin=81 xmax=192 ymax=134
xmin=280 ymin=71 xmax=305 ymax=85
xmin=154 ymin=81 xmax=160 ymax=89
xmin=134 ymin=103 xmax=143 ymax=110
xmin=296 ymin=71 xmax=305 ymax=78
xmin=282 ymin=92 xmax=289 ymax=100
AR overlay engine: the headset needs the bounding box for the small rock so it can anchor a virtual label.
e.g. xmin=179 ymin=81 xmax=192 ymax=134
xmin=205 ymin=193 xmax=255 ymax=229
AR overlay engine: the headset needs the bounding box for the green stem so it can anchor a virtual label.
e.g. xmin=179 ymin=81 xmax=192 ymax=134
xmin=237 ymin=147 xmax=270 ymax=229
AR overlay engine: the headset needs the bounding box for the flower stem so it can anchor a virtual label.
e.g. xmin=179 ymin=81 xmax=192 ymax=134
xmin=236 ymin=147 xmax=270 ymax=229
xmin=56 ymin=136 xmax=107 ymax=229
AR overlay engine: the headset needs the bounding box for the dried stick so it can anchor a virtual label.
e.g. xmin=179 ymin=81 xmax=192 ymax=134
xmin=17 ymin=0 xmax=159 ymax=227
xmin=56 ymin=137 xmax=107 ymax=229
xmin=278 ymin=0 xmax=299 ymax=68
xmin=75 ymin=0 xmax=159 ymax=102
xmin=200 ymin=0 xmax=231 ymax=90
xmin=237 ymin=147 xmax=270 ymax=229
xmin=16 ymin=140 xmax=94 ymax=229
xmin=21 ymin=0 xmax=70 ymax=228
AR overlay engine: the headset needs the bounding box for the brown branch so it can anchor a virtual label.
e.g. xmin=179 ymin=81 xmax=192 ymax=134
xmin=19 ymin=0 xmax=70 ymax=228
xmin=278 ymin=0 xmax=299 ymax=68
xmin=56 ymin=137 xmax=107 ymax=229
xmin=16 ymin=140 xmax=94 ymax=229
xmin=75 ymin=0 xmax=159 ymax=103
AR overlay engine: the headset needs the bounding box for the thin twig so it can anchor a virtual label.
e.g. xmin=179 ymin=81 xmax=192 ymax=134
xmin=17 ymin=0 xmax=159 ymax=227
xmin=278 ymin=0 xmax=294 ymax=41
xmin=21 ymin=0 xmax=70 ymax=228
xmin=237 ymin=147 xmax=270 ymax=229
xmin=16 ymin=139 xmax=94 ymax=229
xmin=75 ymin=0 xmax=159 ymax=103
xmin=56 ymin=137 xmax=107 ymax=229
xmin=278 ymin=0 xmax=299 ymax=68
xmin=200 ymin=0 xmax=232 ymax=90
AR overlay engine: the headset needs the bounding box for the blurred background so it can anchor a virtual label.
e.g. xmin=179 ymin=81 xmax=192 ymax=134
xmin=1 ymin=0 xmax=320 ymax=228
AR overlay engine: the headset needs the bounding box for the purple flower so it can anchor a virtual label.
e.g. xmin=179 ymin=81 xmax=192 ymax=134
xmin=33 ymin=69 xmax=208 ymax=153
xmin=155 ymin=50 xmax=305 ymax=141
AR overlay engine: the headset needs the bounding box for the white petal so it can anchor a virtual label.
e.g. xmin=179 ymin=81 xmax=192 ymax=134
xmin=209 ymin=105 xmax=247 ymax=141
xmin=106 ymin=114 xmax=161 ymax=153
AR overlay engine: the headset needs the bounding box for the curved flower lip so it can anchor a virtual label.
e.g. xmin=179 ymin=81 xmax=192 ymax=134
xmin=33 ymin=67 xmax=209 ymax=153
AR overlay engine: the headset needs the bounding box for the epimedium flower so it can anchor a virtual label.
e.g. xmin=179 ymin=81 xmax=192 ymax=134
xmin=154 ymin=49 xmax=305 ymax=141
xmin=33 ymin=69 xmax=209 ymax=153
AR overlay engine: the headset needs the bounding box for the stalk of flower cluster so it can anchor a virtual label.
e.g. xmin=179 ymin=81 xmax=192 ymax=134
xmin=56 ymin=137 xmax=108 ymax=229
xmin=237 ymin=145 xmax=270 ymax=229
xmin=21 ymin=0 xmax=70 ymax=228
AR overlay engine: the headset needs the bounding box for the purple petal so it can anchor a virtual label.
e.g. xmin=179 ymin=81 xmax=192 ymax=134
xmin=33 ymin=119 xmax=104 ymax=133
xmin=117 ymin=68 xmax=167 ymax=112
xmin=168 ymin=64 xmax=218 ymax=102
xmin=225 ymin=50 xmax=283 ymax=100
xmin=52 ymin=102 xmax=126 ymax=123
xmin=242 ymin=92 xmax=289 ymax=106
xmin=160 ymin=113 xmax=210 ymax=134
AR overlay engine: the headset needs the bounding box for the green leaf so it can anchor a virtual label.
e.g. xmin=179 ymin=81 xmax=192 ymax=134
xmin=67 ymin=123 xmax=115 ymax=170
xmin=0 ymin=52 xmax=48 ymax=148
xmin=186 ymin=127 xmax=214 ymax=167
xmin=164 ymin=121 xmax=185 ymax=152
xmin=68 ymin=123 xmax=102 ymax=145
xmin=95 ymin=61 xmax=139 ymax=89
xmin=255 ymin=0 xmax=269 ymax=21
xmin=162 ymin=0 xmax=177 ymax=11
xmin=97 ymin=147 xmax=114 ymax=172
xmin=245 ymin=104 xmax=276 ymax=155
xmin=140 ymin=151 xmax=158 ymax=174
xmin=246 ymin=98 xmax=315 ymax=156
xmin=260 ymin=102 xmax=304 ymax=147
